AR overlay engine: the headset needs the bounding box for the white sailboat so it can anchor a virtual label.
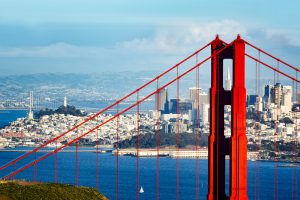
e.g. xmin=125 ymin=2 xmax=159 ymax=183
xmin=139 ymin=186 xmax=144 ymax=194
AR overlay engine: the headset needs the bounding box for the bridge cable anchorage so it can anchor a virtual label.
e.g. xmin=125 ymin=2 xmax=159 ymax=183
xmin=2 ymin=40 xmax=233 ymax=182
xmin=156 ymin=79 xmax=160 ymax=200
xmin=96 ymin=128 xmax=99 ymax=191
xmin=245 ymin=41 xmax=300 ymax=72
xmin=136 ymin=90 xmax=140 ymax=200
xmin=116 ymin=104 xmax=119 ymax=200
xmin=0 ymin=41 xmax=213 ymax=172
xmin=176 ymin=65 xmax=180 ymax=200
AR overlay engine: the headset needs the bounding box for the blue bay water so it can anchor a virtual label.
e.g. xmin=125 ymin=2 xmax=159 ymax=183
xmin=0 ymin=110 xmax=299 ymax=199
xmin=0 ymin=110 xmax=27 ymax=127
xmin=0 ymin=149 xmax=299 ymax=200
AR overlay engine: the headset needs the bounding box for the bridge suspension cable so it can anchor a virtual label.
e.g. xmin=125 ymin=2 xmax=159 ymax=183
xmin=0 ymin=41 xmax=213 ymax=173
xmin=2 ymin=39 xmax=234 ymax=182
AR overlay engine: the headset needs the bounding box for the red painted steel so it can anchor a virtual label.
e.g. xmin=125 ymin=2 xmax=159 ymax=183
xmin=116 ymin=105 xmax=119 ymax=200
xmin=195 ymin=54 xmax=200 ymax=200
xmin=34 ymin=152 xmax=37 ymax=182
xmin=176 ymin=66 xmax=180 ymax=200
xmin=245 ymin=41 xmax=300 ymax=72
xmin=7 ymin=36 xmax=300 ymax=200
xmin=136 ymin=91 xmax=140 ymax=200
xmin=246 ymin=54 xmax=300 ymax=83
xmin=54 ymin=142 xmax=58 ymax=183
xmin=3 ymin=42 xmax=226 ymax=180
xmin=156 ymin=80 xmax=160 ymax=200
xmin=96 ymin=129 xmax=99 ymax=191
xmin=76 ymin=141 xmax=79 ymax=186
xmin=207 ymin=35 xmax=248 ymax=200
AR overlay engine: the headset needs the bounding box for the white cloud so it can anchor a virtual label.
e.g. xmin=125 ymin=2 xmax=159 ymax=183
xmin=263 ymin=28 xmax=300 ymax=47
xmin=0 ymin=19 xmax=299 ymax=72
xmin=118 ymin=20 xmax=247 ymax=54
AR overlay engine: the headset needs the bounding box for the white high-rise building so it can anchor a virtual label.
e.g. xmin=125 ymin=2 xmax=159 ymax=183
xmin=225 ymin=66 xmax=232 ymax=91
xmin=189 ymin=87 xmax=201 ymax=109
xmin=155 ymin=88 xmax=168 ymax=112
xmin=281 ymin=86 xmax=292 ymax=113
xmin=255 ymin=96 xmax=263 ymax=112
xmin=189 ymin=87 xmax=201 ymax=102
xmin=200 ymin=103 xmax=210 ymax=124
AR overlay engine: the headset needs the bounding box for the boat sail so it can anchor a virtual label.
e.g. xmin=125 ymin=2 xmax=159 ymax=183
xmin=139 ymin=186 xmax=144 ymax=193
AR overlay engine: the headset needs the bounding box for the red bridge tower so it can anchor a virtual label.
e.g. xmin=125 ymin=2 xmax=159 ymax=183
xmin=207 ymin=35 xmax=248 ymax=200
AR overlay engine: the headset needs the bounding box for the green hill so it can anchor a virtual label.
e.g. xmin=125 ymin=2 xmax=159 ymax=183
xmin=0 ymin=181 xmax=108 ymax=200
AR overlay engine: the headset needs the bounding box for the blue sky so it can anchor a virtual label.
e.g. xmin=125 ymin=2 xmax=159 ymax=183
xmin=0 ymin=0 xmax=299 ymax=75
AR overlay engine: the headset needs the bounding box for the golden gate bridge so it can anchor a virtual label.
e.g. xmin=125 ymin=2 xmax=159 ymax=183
xmin=0 ymin=35 xmax=299 ymax=200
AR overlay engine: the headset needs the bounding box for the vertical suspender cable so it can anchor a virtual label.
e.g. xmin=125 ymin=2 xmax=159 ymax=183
xmin=76 ymin=134 xmax=79 ymax=186
xmin=296 ymin=71 xmax=298 ymax=200
xmin=292 ymin=70 xmax=298 ymax=200
xmin=55 ymin=140 xmax=58 ymax=183
xmin=176 ymin=66 xmax=180 ymax=200
xmin=274 ymin=61 xmax=280 ymax=200
xmin=34 ymin=151 xmax=37 ymax=182
xmin=254 ymin=53 xmax=258 ymax=200
xmin=257 ymin=51 xmax=261 ymax=200
xmin=195 ymin=53 xmax=200 ymax=200
xmin=116 ymin=104 xmax=119 ymax=200
xmin=156 ymin=80 xmax=160 ymax=200
xmin=136 ymin=90 xmax=140 ymax=200
xmin=96 ymin=128 xmax=99 ymax=191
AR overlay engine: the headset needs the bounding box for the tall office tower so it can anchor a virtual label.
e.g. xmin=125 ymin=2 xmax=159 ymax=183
xmin=282 ymin=86 xmax=292 ymax=112
xmin=263 ymin=81 xmax=273 ymax=104
xmin=255 ymin=96 xmax=263 ymax=112
xmin=189 ymin=87 xmax=201 ymax=101
xmin=271 ymin=83 xmax=282 ymax=106
xmin=28 ymin=91 xmax=34 ymax=120
xmin=224 ymin=66 xmax=232 ymax=90
xmin=155 ymin=88 xmax=169 ymax=113
xmin=199 ymin=92 xmax=209 ymax=104
xmin=189 ymin=87 xmax=201 ymax=109
xmin=200 ymin=103 xmax=210 ymax=124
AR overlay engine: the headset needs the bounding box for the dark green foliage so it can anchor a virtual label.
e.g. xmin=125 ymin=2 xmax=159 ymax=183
xmin=35 ymin=105 xmax=85 ymax=119
xmin=116 ymin=132 xmax=208 ymax=149
xmin=0 ymin=182 xmax=108 ymax=200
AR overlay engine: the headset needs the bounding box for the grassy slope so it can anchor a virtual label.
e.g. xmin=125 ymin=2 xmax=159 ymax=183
xmin=0 ymin=181 xmax=108 ymax=200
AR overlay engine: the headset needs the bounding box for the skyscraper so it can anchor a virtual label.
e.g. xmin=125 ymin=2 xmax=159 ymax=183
xmin=225 ymin=66 xmax=232 ymax=91
xmin=281 ymin=85 xmax=292 ymax=112
xmin=271 ymin=83 xmax=282 ymax=106
xmin=263 ymin=81 xmax=272 ymax=104
xmin=189 ymin=87 xmax=201 ymax=102
xmin=155 ymin=88 xmax=169 ymax=114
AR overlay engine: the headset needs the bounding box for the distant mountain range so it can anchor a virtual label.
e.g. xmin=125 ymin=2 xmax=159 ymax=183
xmin=0 ymin=71 xmax=285 ymax=107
